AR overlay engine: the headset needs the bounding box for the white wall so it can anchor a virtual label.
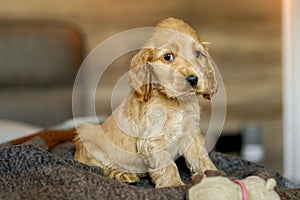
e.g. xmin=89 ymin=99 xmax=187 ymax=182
xmin=282 ymin=0 xmax=300 ymax=182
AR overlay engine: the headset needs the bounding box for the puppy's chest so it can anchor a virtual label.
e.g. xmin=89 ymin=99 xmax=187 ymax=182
xmin=141 ymin=105 xmax=198 ymax=142
xmin=164 ymin=110 xmax=186 ymax=141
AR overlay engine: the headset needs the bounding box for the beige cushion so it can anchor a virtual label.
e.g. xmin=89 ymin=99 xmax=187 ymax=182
xmin=0 ymin=119 xmax=41 ymax=143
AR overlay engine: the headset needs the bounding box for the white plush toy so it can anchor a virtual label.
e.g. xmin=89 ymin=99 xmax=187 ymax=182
xmin=188 ymin=175 xmax=280 ymax=200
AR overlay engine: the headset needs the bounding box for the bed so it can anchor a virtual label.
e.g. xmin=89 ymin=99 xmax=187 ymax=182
xmin=0 ymin=118 xmax=299 ymax=200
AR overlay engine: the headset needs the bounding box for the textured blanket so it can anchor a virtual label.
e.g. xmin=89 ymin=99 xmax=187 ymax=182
xmin=0 ymin=137 xmax=299 ymax=199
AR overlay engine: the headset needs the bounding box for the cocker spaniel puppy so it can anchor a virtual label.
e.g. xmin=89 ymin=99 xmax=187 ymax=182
xmin=74 ymin=17 xmax=219 ymax=188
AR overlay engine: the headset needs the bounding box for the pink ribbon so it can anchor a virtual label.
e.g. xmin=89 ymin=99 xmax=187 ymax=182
xmin=233 ymin=180 xmax=248 ymax=200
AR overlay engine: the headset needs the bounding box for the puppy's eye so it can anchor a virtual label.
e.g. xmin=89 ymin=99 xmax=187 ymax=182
xmin=194 ymin=50 xmax=201 ymax=58
xmin=163 ymin=53 xmax=174 ymax=62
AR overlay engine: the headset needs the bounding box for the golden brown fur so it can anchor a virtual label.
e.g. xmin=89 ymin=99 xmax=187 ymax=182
xmin=74 ymin=17 xmax=219 ymax=188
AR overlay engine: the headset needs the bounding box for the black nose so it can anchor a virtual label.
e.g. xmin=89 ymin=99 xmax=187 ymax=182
xmin=185 ymin=75 xmax=198 ymax=87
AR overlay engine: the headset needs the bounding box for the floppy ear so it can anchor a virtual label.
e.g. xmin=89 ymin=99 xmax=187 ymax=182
xmin=128 ymin=48 xmax=153 ymax=102
xmin=203 ymin=53 xmax=218 ymax=100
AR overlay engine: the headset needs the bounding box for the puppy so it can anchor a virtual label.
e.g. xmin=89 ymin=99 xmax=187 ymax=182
xmin=74 ymin=17 xmax=219 ymax=188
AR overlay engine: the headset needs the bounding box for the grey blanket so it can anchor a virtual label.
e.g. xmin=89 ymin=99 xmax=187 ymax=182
xmin=0 ymin=139 xmax=299 ymax=199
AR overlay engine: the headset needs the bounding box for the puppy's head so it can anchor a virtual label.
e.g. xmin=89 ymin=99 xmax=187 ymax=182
xmin=129 ymin=18 xmax=218 ymax=102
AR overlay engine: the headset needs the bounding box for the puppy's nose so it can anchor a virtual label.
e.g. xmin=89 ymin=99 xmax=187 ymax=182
xmin=185 ymin=75 xmax=198 ymax=87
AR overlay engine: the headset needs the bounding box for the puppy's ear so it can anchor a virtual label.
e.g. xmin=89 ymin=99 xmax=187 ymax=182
xmin=128 ymin=48 xmax=153 ymax=102
xmin=203 ymin=53 xmax=218 ymax=100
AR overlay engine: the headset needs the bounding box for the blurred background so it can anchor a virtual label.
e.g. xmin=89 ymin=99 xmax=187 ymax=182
xmin=0 ymin=0 xmax=282 ymax=174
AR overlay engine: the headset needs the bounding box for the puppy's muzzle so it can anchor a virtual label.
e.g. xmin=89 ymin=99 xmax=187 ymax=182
xmin=185 ymin=75 xmax=198 ymax=87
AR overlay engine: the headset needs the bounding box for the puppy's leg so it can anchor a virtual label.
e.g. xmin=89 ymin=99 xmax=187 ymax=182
xmin=183 ymin=132 xmax=217 ymax=175
xmin=140 ymin=139 xmax=184 ymax=188
xmin=149 ymin=161 xmax=184 ymax=188
xmin=74 ymin=135 xmax=104 ymax=167
xmin=74 ymin=135 xmax=140 ymax=183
